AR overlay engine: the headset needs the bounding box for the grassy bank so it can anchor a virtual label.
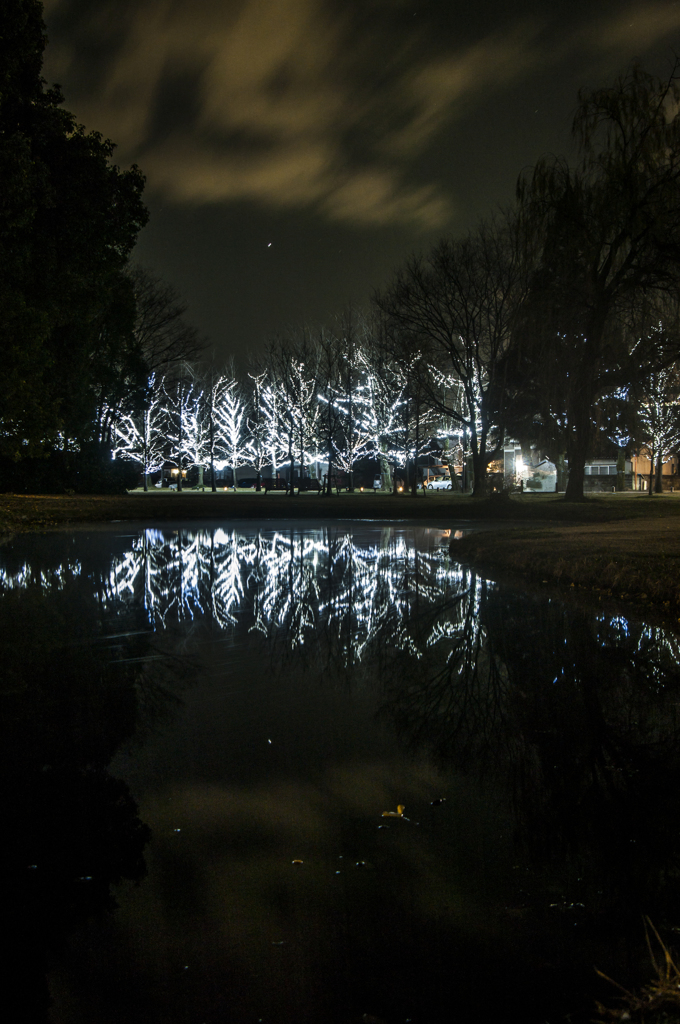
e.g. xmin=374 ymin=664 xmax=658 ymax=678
xmin=2 ymin=487 xmax=680 ymax=533
xmin=452 ymin=511 xmax=680 ymax=610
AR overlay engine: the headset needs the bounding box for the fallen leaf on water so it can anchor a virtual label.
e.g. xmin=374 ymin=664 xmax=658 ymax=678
xmin=381 ymin=804 xmax=406 ymax=818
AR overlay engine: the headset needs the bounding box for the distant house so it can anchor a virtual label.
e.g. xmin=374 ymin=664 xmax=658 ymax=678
xmin=522 ymin=458 xmax=557 ymax=492
xmin=504 ymin=444 xmax=635 ymax=492
xmin=583 ymin=458 xmax=632 ymax=492
xmin=504 ymin=445 xmax=556 ymax=492
xmin=629 ymin=452 xmax=679 ymax=491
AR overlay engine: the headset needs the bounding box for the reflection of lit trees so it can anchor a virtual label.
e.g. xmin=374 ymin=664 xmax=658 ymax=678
xmin=24 ymin=528 xmax=460 ymax=662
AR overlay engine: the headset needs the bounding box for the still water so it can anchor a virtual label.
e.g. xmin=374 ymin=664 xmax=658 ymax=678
xmin=2 ymin=521 xmax=680 ymax=1024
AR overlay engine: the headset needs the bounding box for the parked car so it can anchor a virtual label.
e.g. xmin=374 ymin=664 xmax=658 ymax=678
xmin=235 ymin=478 xmax=257 ymax=488
xmin=427 ymin=477 xmax=452 ymax=490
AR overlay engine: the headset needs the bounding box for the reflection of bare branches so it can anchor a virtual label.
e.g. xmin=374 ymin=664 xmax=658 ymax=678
xmin=369 ymin=578 xmax=680 ymax=916
xmin=487 ymin=599 xmax=680 ymax=915
xmin=375 ymin=575 xmax=515 ymax=770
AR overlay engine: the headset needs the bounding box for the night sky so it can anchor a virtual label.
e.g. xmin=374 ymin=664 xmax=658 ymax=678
xmin=41 ymin=0 xmax=680 ymax=366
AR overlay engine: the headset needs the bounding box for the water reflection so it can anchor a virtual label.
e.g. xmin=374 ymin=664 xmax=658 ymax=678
xmin=0 ymin=563 xmax=177 ymax=1023
xmin=2 ymin=526 xmax=475 ymax=658
xmin=379 ymin=585 xmax=680 ymax=923
xmin=2 ymin=525 xmax=680 ymax=1022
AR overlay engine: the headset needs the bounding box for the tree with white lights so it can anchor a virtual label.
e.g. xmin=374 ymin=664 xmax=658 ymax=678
xmin=110 ymin=373 xmax=168 ymax=490
xmin=635 ymin=364 xmax=680 ymax=494
xmin=325 ymin=309 xmax=371 ymax=491
xmin=164 ymin=367 xmax=195 ymax=491
xmin=180 ymin=382 xmax=211 ymax=488
xmin=246 ymin=370 xmax=276 ymax=489
xmin=257 ymin=374 xmax=292 ymax=484
xmin=214 ymin=374 xmax=250 ymax=489
xmin=267 ymin=334 xmax=321 ymax=494
xmin=355 ymin=338 xmax=406 ymax=492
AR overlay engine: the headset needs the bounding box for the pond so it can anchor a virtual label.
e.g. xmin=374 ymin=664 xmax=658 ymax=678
xmin=2 ymin=521 xmax=680 ymax=1024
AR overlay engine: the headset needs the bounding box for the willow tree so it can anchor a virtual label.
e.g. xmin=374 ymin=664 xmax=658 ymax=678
xmin=515 ymin=63 xmax=680 ymax=500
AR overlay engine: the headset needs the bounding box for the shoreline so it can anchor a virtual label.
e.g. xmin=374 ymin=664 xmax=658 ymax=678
xmin=451 ymin=518 xmax=680 ymax=612
xmin=1 ymin=490 xmax=677 ymax=610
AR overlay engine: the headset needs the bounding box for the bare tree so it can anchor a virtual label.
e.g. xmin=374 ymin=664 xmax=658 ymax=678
xmin=376 ymin=216 xmax=524 ymax=496
xmin=127 ymin=265 xmax=204 ymax=375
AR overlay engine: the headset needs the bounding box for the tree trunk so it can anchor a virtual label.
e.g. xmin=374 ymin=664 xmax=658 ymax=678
xmin=380 ymin=448 xmax=392 ymax=492
xmin=143 ymin=420 xmax=149 ymax=491
xmin=648 ymin=451 xmax=655 ymax=494
xmin=563 ymin=348 xmax=599 ymax=502
xmin=655 ymin=451 xmax=664 ymax=493
xmin=412 ymin=411 xmax=419 ymax=496
xmin=555 ymin=453 xmax=568 ymax=492
xmin=177 ymin=391 xmax=183 ymax=491
xmin=198 ymin=466 xmax=204 ymax=490
xmin=564 ymin=446 xmax=587 ymax=501
xmin=616 ymin=448 xmax=626 ymax=492
xmin=348 ymin=388 xmax=354 ymax=492
xmin=210 ymin=412 xmax=216 ymax=492
xmin=471 ymin=450 xmax=487 ymax=498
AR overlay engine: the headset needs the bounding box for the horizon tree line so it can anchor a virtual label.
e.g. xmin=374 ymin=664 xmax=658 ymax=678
xmin=3 ymin=3 xmax=680 ymax=500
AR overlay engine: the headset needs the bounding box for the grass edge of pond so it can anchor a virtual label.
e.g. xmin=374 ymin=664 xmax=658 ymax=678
xmin=451 ymin=520 xmax=680 ymax=611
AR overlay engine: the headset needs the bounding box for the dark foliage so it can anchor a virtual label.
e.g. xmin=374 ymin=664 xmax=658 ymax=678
xmin=0 ymin=0 xmax=148 ymax=467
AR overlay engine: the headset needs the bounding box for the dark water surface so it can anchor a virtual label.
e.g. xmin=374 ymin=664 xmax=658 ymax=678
xmin=2 ymin=521 xmax=680 ymax=1024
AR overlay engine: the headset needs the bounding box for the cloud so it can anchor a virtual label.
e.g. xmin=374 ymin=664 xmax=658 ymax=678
xmin=388 ymin=22 xmax=544 ymax=160
xmin=41 ymin=0 xmax=680 ymax=229
xmin=42 ymin=0 xmax=542 ymax=229
xmin=585 ymin=1 xmax=680 ymax=53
